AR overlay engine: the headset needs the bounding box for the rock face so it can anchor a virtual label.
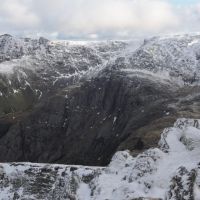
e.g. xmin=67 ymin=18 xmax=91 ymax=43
xmin=1 ymin=34 xmax=200 ymax=167
xmin=0 ymin=74 xmax=174 ymax=166
xmin=0 ymin=118 xmax=200 ymax=200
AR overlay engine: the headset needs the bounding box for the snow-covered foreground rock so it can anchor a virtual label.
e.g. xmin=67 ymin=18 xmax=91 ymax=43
xmin=0 ymin=118 xmax=200 ymax=200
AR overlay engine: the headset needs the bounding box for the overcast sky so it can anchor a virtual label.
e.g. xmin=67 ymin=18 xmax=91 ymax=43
xmin=0 ymin=0 xmax=199 ymax=40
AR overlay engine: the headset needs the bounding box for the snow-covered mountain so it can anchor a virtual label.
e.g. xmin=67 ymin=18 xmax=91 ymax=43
xmin=0 ymin=34 xmax=200 ymax=199
xmin=2 ymin=34 xmax=200 ymax=92
xmin=1 ymin=33 xmax=200 ymax=117
xmin=0 ymin=118 xmax=199 ymax=200
xmin=1 ymin=34 xmax=200 ymax=98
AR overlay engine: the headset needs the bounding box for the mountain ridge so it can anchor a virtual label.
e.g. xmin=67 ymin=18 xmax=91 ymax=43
xmin=0 ymin=34 xmax=200 ymax=166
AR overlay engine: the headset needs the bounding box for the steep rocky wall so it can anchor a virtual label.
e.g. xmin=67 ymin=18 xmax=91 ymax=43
xmin=0 ymin=72 xmax=174 ymax=166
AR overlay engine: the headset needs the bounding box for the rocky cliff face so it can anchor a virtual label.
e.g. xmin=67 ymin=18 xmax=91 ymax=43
xmin=0 ymin=34 xmax=200 ymax=168
xmin=0 ymin=118 xmax=199 ymax=200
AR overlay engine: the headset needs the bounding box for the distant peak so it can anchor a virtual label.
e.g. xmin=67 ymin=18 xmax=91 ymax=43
xmin=39 ymin=37 xmax=49 ymax=46
xmin=0 ymin=33 xmax=12 ymax=38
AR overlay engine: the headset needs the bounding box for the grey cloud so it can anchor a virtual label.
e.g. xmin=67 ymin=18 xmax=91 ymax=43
xmin=0 ymin=0 xmax=199 ymax=39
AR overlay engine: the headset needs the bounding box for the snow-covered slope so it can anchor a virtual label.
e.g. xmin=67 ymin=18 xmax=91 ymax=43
xmin=0 ymin=34 xmax=128 ymax=100
xmin=0 ymin=34 xmax=129 ymax=116
xmin=1 ymin=34 xmax=200 ymax=100
xmin=117 ymin=35 xmax=200 ymax=86
xmin=2 ymin=34 xmax=200 ymax=89
xmin=0 ymin=118 xmax=200 ymax=200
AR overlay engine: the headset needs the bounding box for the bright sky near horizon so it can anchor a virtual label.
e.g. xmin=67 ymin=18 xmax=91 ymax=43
xmin=170 ymin=0 xmax=199 ymax=5
xmin=0 ymin=0 xmax=199 ymax=40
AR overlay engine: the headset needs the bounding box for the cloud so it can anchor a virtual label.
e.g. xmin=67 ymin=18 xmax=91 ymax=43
xmin=31 ymin=0 xmax=179 ymax=38
xmin=0 ymin=0 xmax=39 ymax=30
xmin=0 ymin=0 xmax=199 ymax=39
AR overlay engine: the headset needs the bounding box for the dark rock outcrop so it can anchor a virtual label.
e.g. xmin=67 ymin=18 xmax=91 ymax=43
xmin=0 ymin=72 xmax=173 ymax=165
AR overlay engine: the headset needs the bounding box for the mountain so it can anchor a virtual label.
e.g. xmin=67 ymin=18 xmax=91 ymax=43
xmin=0 ymin=33 xmax=200 ymax=198
xmin=0 ymin=34 xmax=200 ymax=166
xmin=0 ymin=118 xmax=199 ymax=199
